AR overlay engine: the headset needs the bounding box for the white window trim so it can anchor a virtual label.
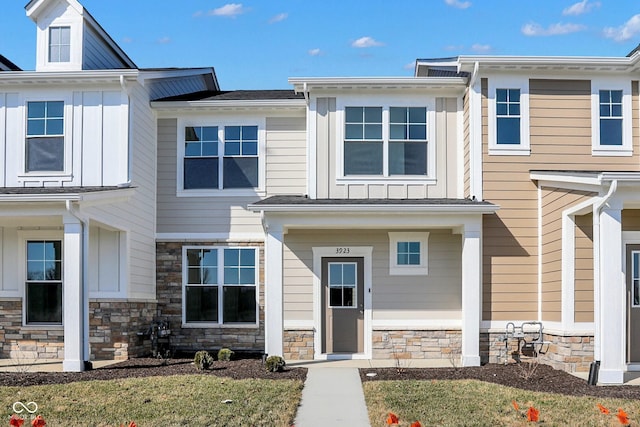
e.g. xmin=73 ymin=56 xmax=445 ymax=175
xmin=335 ymin=96 xmax=437 ymax=184
xmin=181 ymin=245 xmax=259 ymax=328
xmin=487 ymin=76 xmax=530 ymax=156
xmin=176 ymin=117 xmax=266 ymax=197
xmin=388 ymin=232 xmax=429 ymax=276
xmin=18 ymin=94 xmax=73 ymax=182
xmin=37 ymin=18 xmax=82 ymax=71
xmin=591 ymin=78 xmax=632 ymax=156
xmin=17 ymin=230 xmax=64 ymax=327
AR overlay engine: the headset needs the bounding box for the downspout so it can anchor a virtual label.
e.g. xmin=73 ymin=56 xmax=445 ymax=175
xmin=120 ymin=74 xmax=133 ymax=185
xmin=302 ymin=82 xmax=309 ymax=106
xmin=592 ymin=179 xmax=618 ymax=366
xmin=66 ymin=200 xmax=90 ymax=368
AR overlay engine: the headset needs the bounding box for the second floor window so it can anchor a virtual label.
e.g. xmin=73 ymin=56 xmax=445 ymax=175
xmin=49 ymin=26 xmax=70 ymax=63
xmin=183 ymin=125 xmax=259 ymax=190
xmin=496 ymin=88 xmax=521 ymax=145
xmin=344 ymin=106 xmax=428 ymax=177
xmin=26 ymin=101 xmax=64 ymax=172
xmin=599 ymin=90 xmax=623 ymax=146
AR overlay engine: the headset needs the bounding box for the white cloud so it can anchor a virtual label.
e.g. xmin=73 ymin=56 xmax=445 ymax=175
xmin=122 ymin=37 xmax=133 ymax=44
xmin=351 ymin=36 xmax=384 ymax=48
xmin=562 ymin=0 xmax=600 ymax=16
xmin=603 ymin=14 xmax=640 ymax=42
xmin=521 ymin=22 xmax=586 ymax=36
xmin=308 ymin=48 xmax=322 ymax=56
xmin=404 ymin=61 xmax=416 ymax=70
xmin=157 ymin=37 xmax=171 ymax=44
xmin=193 ymin=10 xmax=204 ymax=18
xmin=269 ymin=13 xmax=288 ymax=24
xmin=444 ymin=0 xmax=471 ymax=9
xmin=444 ymin=44 xmax=464 ymax=51
xmin=471 ymin=43 xmax=491 ymax=53
xmin=208 ymin=3 xmax=246 ymax=17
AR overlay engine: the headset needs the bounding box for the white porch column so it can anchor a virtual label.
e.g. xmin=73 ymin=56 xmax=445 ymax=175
xmin=62 ymin=217 xmax=84 ymax=372
xmin=265 ymin=224 xmax=284 ymax=357
xmin=461 ymin=219 xmax=482 ymax=366
xmin=598 ymin=202 xmax=625 ymax=384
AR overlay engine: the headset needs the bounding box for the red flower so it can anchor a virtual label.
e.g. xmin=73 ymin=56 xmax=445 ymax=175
xmin=617 ymin=408 xmax=630 ymax=425
xmin=386 ymin=412 xmax=399 ymax=425
xmin=597 ymin=403 xmax=610 ymax=414
xmin=9 ymin=415 xmax=24 ymax=427
xmin=512 ymin=400 xmax=520 ymax=411
xmin=128 ymin=423 xmax=137 ymax=427
xmin=30 ymin=416 xmax=46 ymax=427
xmin=410 ymin=422 xmax=422 ymax=427
xmin=527 ymin=406 xmax=539 ymax=422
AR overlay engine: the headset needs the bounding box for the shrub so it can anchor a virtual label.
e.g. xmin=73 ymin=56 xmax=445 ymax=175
xmin=217 ymin=348 xmax=234 ymax=361
xmin=265 ymin=355 xmax=286 ymax=372
xmin=193 ymin=350 xmax=214 ymax=370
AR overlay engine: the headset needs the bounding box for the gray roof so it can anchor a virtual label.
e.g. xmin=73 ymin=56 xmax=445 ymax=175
xmin=154 ymin=90 xmax=304 ymax=102
xmin=0 ymin=186 xmax=126 ymax=194
xmin=0 ymin=54 xmax=21 ymax=71
xmin=252 ymin=195 xmax=494 ymax=206
xmin=426 ymin=69 xmax=470 ymax=78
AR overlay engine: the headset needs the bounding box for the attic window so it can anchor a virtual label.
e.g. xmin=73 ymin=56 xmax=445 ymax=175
xmin=49 ymin=27 xmax=70 ymax=63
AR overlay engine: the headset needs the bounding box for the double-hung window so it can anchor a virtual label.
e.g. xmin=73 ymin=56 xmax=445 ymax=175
xmin=591 ymin=80 xmax=632 ymax=156
xmin=26 ymin=240 xmax=63 ymax=324
xmin=26 ymin=101 xmax=65 ymax=172
xmin=488 ymin=78 xmax=529 ymax=155
xmin=49 ymin=26 xmax=71 ymax=63
xmin=184 ymin=247 xmax=258 ymax=325
xmin=182 ymin=125 xmax=259 ymax=191
xmin=343 ymin=105 xmax=429 ymax=177
xmin=599 ymin=90 xmax=623 ymax=146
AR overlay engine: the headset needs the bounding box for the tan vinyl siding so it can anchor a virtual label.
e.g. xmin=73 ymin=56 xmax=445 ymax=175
xmin=482 ymin=78 xmax=640 ymax=321
xmin=463 ymin=87 xmax=471 ymax=196
xmin=541 ymin=188 xmax=594 ymax=322
xmin=623 ymin=209 xmax=640 ymax=231
xmin=575 ymin=213 xmax=593 ymax=323
xmin=265 ymin=117 xmax=307 ymax=195
xmin=282 ymin=229 xmax=462 ymax=322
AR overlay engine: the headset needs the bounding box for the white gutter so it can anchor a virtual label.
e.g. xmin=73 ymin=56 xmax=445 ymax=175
xmin=248 ymin=203 xmax=499 ymax=214
xmin=120 ymin=75 xmax=133 ymax=185
xmin=150 ymin=99 xmax=307 ymax=110
xmin=65 ymin=200 xmax=90 ymax=368
xmin=592 ymin=180 xmax=618 ymax=363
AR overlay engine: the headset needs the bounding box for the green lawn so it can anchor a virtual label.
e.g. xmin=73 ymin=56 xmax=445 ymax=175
xmin=2 ymin=375 xmax=303 ymax=427
xmin=364 ymin=379 xmax=640 ymax=427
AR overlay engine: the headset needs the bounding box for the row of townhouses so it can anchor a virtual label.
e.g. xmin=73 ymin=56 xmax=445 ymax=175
xmin=1 ymin=0 xmax=639 ymax=384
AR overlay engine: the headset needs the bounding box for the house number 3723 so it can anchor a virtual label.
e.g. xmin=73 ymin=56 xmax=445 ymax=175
xmin=336 ymin=247 xmax=350 ymax=254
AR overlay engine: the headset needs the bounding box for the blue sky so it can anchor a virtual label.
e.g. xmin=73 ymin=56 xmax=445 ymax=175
xmin=1 ymin=0 xmax=639 ymax=89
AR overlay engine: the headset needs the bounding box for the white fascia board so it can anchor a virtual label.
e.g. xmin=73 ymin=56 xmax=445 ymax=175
xmin=288 ymin=77 xmax=468 ymax=91
xmin=26 ymin=0 xmax=83 ymax=19
xmin=248 ymin=203 xmax=499 ymax=214
xmin=0 ymin=188 xmax=134 ymax=204
xmin=457 ymin=55 xmax=632 ymax=71
xmin=530 ymin=171 xmax=602 ymax=187
xmin=0 ymin=70 xmax=139 ymax=86
xmin=151 ymin=99 xmax=307 ymax=110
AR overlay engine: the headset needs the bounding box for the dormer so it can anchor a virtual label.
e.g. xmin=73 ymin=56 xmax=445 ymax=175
xmin=26 ymin=0 xmax=136 ymax=71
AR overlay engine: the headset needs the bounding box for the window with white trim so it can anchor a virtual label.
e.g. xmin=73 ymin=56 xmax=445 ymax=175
xmin=26 ymin=101 xmax=65 ymax=172
xmin=49 ymin=26 xmax=70 ymax=63
xmin=591 ymin=80 xmax=632 ymax=156
xmin=388 ymin=232 xmax=429 ymax=275
xmin=183 ymin=247 xmax=257 ymax=325
xmin=182 ymin=125 xmax=259 ymax=191
xmin=343 ymin=106 xmax=429 ymax=177
xmin=26 ymin=240 xmax=63 ymax=324
xmin=488 ymin=78 xmax=529 ymax=155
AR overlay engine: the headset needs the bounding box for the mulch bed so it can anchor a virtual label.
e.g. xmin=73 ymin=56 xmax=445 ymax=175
xmin=0 ymin=357 xmax=307 ymax=387
xmin=2 ymin=357 xmax=640 ymax=400
xmin=360 ymin=363 xmax=640 ymax=399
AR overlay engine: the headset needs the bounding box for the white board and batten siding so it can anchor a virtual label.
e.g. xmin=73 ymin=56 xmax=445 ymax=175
xmin=156 ymin=116 xmax=307 ymax=236
xmin=282 ymin=229 xmax=463 ymax=323
xmin=313 ymin=96 xmax=461 ymax=200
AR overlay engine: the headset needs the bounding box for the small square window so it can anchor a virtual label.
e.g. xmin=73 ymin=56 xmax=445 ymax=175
xmin=389 ymin=232 xmax=429 ymax=275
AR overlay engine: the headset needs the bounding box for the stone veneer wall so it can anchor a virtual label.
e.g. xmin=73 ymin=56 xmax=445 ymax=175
xmin=283 ymin=330 xmax=314 ymax=360
xmin=372 ymin=330 xmax=462 ymax=359
xmin=89 ymin=300 xmax=157 ymax=360
xmin=0 ymin=299 xmax=64 ymax=359
xmin=481 ymin=331 xmax=594 ymax=373
xmin=156 ymin=242 xmax=265 ymax=353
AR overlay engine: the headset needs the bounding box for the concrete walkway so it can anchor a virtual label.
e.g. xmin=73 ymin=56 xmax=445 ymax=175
xmin=293 ymin=367 xmax=370 ymax=427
